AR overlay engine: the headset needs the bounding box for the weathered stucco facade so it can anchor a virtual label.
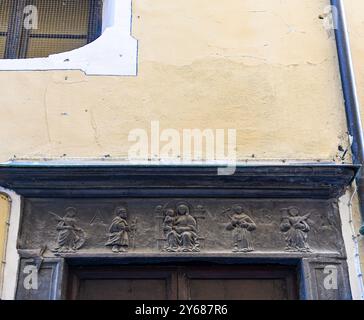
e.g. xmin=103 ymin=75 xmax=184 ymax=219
xmin=0 ymin=0 xmax=363 ymax=300
xmin=0 ymin=0 xmax=351 ymax=161
xmin=347 ymin=0 xmax=364 ymax=127
xmin=341 ymin=0 xmax=364 ymax=290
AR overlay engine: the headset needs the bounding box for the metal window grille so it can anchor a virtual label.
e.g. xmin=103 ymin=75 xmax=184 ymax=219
xmin=0 ymin=0 xmax=11 ymax=58
xmin=0 ymin=0 xmax=102 ymax=59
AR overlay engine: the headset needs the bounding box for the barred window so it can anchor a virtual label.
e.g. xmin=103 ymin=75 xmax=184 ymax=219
xmin=0 ymin=0 xmax=102 ymax=59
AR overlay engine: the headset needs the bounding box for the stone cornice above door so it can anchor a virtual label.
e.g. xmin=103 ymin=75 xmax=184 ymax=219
xmin=0 ymin=164 xmax=359 ymax=198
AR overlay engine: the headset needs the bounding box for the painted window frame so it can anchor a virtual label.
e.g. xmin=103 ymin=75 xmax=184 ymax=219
xmin=0 ymin=0 xmax=138 ymax=76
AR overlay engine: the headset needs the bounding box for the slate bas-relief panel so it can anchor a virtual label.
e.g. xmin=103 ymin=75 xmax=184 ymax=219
xmin=19 ymin=198 xmax=345 ymax=256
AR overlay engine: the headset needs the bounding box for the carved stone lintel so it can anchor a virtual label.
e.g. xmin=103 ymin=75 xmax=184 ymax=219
xmin=19 ymin=198 xmax=344 ymax=256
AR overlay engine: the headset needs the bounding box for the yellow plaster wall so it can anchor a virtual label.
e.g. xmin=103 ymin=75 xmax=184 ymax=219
xmin=345 ymin=0 xmax=364 ymax=280
xmin=0 ymin=194 xmax=10 ymax=293
xmin=0 ymin=0 xmax=349 ymax=162
xmin=346 ymin=0 xmax=364 ymax=134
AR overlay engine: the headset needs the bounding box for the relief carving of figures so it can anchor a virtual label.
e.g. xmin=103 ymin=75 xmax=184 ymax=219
xmin=224 ymin=205 xmax=256 ymax=252
xmin=105 ymin=206 xmax=137 ymax=253
xmin=280 ymin=206 xmax=312 ymax=252
xmin=50 ymin=207 xmax=86 ymax=254
xmin=161 ymin=203 xmax=200 ymax=252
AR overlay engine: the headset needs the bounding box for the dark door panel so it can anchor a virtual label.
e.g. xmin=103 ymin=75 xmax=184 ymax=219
xmin=187 ymin=279 xmax=288 ymax=300
xmin=67 ymin=265 xmax=298 ymax=300
xmin=67 ymin=267 xmax=178 ymax=300
xmin=177 ymin=266 xmax=297 ymax=300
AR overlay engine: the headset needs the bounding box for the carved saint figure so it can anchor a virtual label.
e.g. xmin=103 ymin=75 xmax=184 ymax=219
xmin=106 ymin=206 xmax=136 ymax=253
xmin=163 ymin=208 xmax=179 ymax=252
xmin=280 ymin=207 xmax=311 ymax=252
xmin=226 ymin=205 xmax=256 ymax=252
xmin=50 ymin=207 xmax=86 ymax=254
xmin=162 ymin=204 xmax=200 ymax=252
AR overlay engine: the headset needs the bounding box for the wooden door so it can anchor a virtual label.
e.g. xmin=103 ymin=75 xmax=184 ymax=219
xmin=67 ymin=266 xmax=178 ymax=300
xmin=67 ymin=265 xmax=298 ymax=300
xmin=176 ymin=266 xmax=297 ymax=300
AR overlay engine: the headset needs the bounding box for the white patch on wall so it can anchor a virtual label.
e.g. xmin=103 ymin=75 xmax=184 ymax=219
xmin=0 ymin=0 xmax=138 ymax=76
